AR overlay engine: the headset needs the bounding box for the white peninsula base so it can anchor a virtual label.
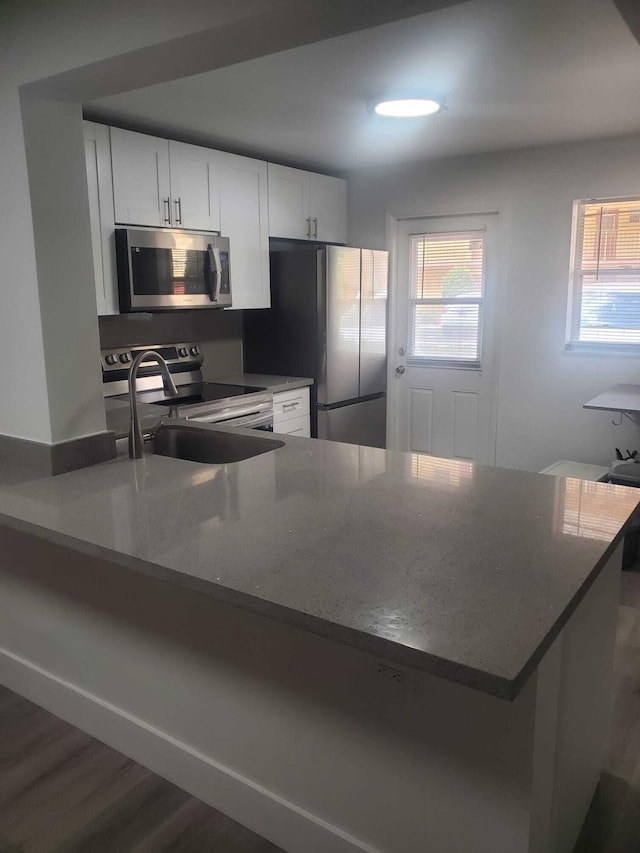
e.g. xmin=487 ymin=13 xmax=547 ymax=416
xmin=0 ymin=528 xmax=621 ymax=853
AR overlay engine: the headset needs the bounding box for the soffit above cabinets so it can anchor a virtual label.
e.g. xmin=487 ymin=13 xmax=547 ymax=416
xmin=85 ymin=0 xmax=640 ymax=173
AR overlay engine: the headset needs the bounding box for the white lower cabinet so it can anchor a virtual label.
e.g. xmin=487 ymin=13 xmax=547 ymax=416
xmin=272 ymin=387 xmax=311 ymax=436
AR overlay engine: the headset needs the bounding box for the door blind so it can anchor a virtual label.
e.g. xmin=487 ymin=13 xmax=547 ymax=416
xmin=408 ymin=231 xmax=485 ymax=367
xmin=569 ymin=197 xmax=640 ymax=349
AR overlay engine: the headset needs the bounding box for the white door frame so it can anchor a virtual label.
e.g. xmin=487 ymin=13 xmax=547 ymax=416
xmin=385 ymin=210 xmax=505 ymax=462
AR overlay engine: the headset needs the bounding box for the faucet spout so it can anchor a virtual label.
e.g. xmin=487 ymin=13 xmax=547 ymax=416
xmin=128 ymin=351 xmax=179 ymax=460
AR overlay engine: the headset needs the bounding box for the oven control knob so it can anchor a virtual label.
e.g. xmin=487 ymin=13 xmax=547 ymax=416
xmin=119 ymin=352 xmax=131 ymax=364
xmin=178 ymin=347 xmax=188 ymax=357
xmin=105 ymin=354 xmax=117 ymax=366
xmin=190 ymin=346 xmax=199 ymax=356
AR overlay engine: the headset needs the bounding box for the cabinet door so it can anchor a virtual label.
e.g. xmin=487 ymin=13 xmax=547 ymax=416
xmin=267 ymin=163 xmax=310 ymax=240
xmin=273 ymin=414 xmax=310 ymax=437
xmin=110 ymin=127 xmax=171 ymax=227
xmin=169 ymin=141 xmax=220 ymax=232
xmin=217 ymin=152 xmax=270 ymax=310
xmin=83 ymin=121 xmax=118 ymax=315
xmin=309 ymin=172 xmax=347 ymax=244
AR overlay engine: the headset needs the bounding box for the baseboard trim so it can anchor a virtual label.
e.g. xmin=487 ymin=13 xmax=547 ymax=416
xmin=0 ymin=646 xmax=377 ymax=853
xmin=0 ymin=430 xmax=116 ymax=476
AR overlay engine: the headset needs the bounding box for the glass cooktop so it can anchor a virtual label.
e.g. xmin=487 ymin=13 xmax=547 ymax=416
xmin=141 ymin=382 xmax=267 ymax=407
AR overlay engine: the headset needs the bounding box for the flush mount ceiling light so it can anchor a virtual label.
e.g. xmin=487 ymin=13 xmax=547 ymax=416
xmin=372 ymin=96 xmax=443 ymax=118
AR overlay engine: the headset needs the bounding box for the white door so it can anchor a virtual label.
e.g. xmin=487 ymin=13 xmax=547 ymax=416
xmin=389 ymin=215 xmax=500 ymax=464
xmin=169 ymin=141 xmax=221 ymax=232
xmin=267 ymin=163 xmax=309 ymax=239
xmin=309 ymin=173 xmax=347 ymax=243
xmin=217 ymin=152 xmax=270 ymax=310
xmin=110 ymin=128 xmax=171 ymax=227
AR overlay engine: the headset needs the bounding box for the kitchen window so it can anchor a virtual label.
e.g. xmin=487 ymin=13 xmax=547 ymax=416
xmin=408 ymin=231 xmax=485 ymax=368
xmin=567 ymin=197 xmax=640 ymax=353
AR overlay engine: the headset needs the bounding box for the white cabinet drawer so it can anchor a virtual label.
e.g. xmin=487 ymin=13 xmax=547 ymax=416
xmin=273 ymin=415 xmax=310 ymax=437
xmin=272 ymin=387 xmax=310 ymax=420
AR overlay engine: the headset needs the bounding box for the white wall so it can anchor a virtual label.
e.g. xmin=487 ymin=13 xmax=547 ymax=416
xmin=347 ymin=134 xmax=640 ymax=471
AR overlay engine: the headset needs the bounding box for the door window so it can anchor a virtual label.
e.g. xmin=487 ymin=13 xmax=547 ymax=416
xmin=408 ymin=231 xmax=485 ymax=367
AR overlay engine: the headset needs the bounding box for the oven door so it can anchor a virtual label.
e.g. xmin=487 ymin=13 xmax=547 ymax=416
xmin=116 ymin=228 xmax=232 ymax=311
xmin=185 ymin=409 xmax=274 ymax=432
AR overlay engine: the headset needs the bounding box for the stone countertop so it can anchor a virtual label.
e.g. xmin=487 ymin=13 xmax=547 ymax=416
xmin=210 ymin=374 xmax=314 ymax=393
xmin=0 ymin=424 xmax=637 ymax=701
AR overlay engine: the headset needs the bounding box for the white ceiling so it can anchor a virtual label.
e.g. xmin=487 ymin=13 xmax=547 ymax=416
xmin=87 ymin=0 xmax=640 ymax=173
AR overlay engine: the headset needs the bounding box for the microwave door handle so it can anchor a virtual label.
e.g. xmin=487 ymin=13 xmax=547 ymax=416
xmin=207 ymin=245 xmax=222 ymax=303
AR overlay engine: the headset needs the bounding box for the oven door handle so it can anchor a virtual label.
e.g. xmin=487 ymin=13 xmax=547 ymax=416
xmin=187 ymin=410 xmax=273 ymax=429
xmin=207 ymin=244 xmax=222 ymax=303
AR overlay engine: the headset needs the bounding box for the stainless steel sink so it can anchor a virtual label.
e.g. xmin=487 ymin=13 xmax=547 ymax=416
xmin=151 ymin=423 xmax=285 ymax=464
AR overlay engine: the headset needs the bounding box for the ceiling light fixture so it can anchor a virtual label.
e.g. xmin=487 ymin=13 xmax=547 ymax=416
xmin=372 ymin=96 xmax=442 ymax=118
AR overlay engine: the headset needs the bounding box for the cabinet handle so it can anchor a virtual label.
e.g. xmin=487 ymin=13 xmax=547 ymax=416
xmin=175 ymin=197 xmax=182 ymax=225
xmin=313 ymin=217 xmax=318 ymax=239
xmin=305 ymin=217 xmax=311 ymax=239
xmin=283 ymin=402 xmax=299 ymax=411
xmin=163 ymin=197 xmax=171 ymax=224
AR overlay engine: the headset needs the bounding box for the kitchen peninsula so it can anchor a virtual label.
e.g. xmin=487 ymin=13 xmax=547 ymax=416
xmin=0 ymin=428 xmax=637 ymax=853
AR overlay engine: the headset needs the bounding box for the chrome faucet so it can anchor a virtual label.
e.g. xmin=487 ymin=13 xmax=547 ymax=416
xmin=128 ymin=351 xmax=178 ymax=459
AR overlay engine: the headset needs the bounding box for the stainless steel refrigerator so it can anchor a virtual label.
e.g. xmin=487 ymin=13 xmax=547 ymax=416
xmin=244 ymin=243 xmax=389 ymax=448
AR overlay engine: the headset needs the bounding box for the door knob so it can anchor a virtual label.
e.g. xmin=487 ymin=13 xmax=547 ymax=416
xmin=395 ymin=365 xmax=406 ymax=375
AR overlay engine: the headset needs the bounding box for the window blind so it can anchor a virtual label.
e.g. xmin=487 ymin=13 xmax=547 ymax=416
xmin=408 ymin=231 xmax=485 ymax=367
xmin=569 ymin=197 xmax=640 ymax=350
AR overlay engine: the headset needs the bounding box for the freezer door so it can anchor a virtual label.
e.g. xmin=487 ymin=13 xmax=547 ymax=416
xmin=316 ymin=395 xmax=387 ymax=449
xmin=318 ymin=246 xmax=361 ymax=405
xmin=359 ymin=249 xmax=388 ymax=397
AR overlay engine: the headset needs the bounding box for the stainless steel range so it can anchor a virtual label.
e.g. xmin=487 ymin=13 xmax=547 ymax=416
xmin=102 ymin=343 xmax=274 ymax=430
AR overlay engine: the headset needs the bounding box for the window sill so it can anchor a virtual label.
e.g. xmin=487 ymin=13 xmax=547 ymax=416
xmin=565 ymin=342 xmax=640 ymax=358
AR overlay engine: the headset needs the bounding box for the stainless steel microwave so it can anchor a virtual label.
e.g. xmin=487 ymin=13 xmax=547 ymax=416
xmin=115 ymin=228 xmax=232 ymax=312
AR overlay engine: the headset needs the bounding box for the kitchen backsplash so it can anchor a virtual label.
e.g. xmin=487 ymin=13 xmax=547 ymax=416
xmin=98 ymin=311 xmax=244 ymax=379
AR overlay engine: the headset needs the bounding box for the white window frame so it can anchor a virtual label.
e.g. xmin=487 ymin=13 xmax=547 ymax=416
xmin=407 ymin=229 xmax=486 ymax=369
xmin=566 ymin=195 xmax=640 ymax=355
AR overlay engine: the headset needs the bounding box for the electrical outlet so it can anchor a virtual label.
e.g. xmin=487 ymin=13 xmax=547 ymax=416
xmin=376 ymin=662 xmax=404 ymax=686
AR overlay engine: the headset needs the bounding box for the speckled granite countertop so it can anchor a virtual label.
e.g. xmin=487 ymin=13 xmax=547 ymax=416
xmin=0 ymin=424 xmax=637 ymax=700
xmin=210 ymin=373 xmax=314 ymax=393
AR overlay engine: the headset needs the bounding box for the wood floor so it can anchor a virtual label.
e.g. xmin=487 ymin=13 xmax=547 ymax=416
xmin=0 ymin=688 xmax=281 ymax=852
xmin=2 ymin=573 xmax=640 ymax=852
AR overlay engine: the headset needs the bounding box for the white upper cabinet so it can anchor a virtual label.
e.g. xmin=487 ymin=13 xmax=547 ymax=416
xmin=267 ymin=164 xmax=309 ymax=240
xmin=111 ymin=130 xmax=222 ymax=232
xmin=110 ymin=127 xmax=171 ymax=227
xmin=216 ymin=152 xmax=270 ymax=310
xmin=83 ymin=121 xmax=118 ymax=315
xmin=268 ymin=163 xmax=347 ymax=243
xmin=309 ymin=172 xmax=347 ymax=244
xmin=168 ymin=141 xmax=221 ymax=232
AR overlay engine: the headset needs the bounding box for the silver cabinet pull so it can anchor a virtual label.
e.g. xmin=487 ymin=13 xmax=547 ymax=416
xmin=175 ymin=197 xmax=182 ymax=225
xmin=305 ymin=217 xmax=311 ymax=239
xmin=283 ymin=401 xmax=299 ymax=411
xmin=163 ymin=197 xmax=171 ymax=224
xmin=313 ymin=217 xmax=318 ymax=239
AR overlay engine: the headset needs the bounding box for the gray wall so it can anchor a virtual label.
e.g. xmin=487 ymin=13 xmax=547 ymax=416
xmin=347 ymin=133 xmax=640 ymax=471
xmin=98 ymin=311 xmax=244 ymax=379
